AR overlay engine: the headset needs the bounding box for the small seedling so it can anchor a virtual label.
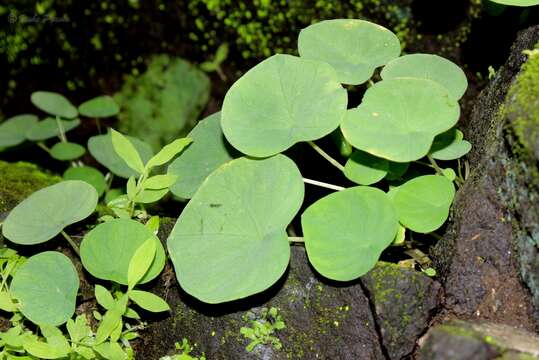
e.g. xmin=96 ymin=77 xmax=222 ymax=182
xmin=200 ymin=43 xmax=229 ymax=80
xmin=240 ymin=307 xmax=286 ymax=352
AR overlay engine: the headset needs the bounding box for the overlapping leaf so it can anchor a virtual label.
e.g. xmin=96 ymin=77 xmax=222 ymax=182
xmin=0 ymin=114 xmax=38 ymax=147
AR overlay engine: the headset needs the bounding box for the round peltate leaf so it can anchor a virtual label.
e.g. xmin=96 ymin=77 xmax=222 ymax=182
xmin=489 ymin=0 xmax=539 ymax=5
xmin=64 ymin=166 xmax=106 ymax=197
xmin=78 ymin=96 xmax=120 ymax=118
xmin=88 ymin=132 xmax=154 ymax=178
xmin=391 ymin=175 xmax=455 ymax=233
xmin=429 ymin=129 xmax=471 ymax=160
xmin=302 ymin=187 xmax=398 ymax=281
xmin=80 ymin=218 xmax=165 ymax=285
xmin=344 ymin=150 xmax=388 ymax=185
xmin=26 ymin=117 xmax=81 ymax=141
xmin=381 ymin=54 xmax=468 ymax=100
xmin=2 ymin=181 xmax=98 ymax=245
xmin=168 ymin=112 xmax=236 ymax=199
xmin=167 ymin=155 xmax=304 ymax=303
xmin=10 ymin=251 xmax=79 ymax=326
xmin=0 ymin=114 xmax=38 ymax=147
xmin=31 ymin=91 xmax=78 ymax=119
xmin=50 ymin=142 xmax=86 ymax=161
xmin=341 ymin=78 xmax=460 ymax=162
xmin=221 ymin=54 xmax=347 ymax=157
xmin=298 ymin=19 xmax=401 ymax=85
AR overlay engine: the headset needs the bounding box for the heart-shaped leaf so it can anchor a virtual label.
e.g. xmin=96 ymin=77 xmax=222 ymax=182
xmin=167 ymin=155 xmax=304 ymax=303
xmin=78 ymin=96 xmax=120 ymax=118
xmin=221 ymin=54 xmax=347 ymax=157
xmin=50 ymin=142 xmax=86 ymax=161
xmin=429 ymin=129 xmax=472 ymax=160
xmin=80 ymin=218 xmax=165 ymax=285
xmin=10 ymin=251 xmax=79 ymax=326
xmin=302 ymin=186 xmax=398 ymax=281
xmin=2 ymin=180 xmax=98 ymax=245
xmin=168 ymin=112 xmax=237 ymax=199
xmin=344 ymin=150 xmax=388 ymax=185
xmin=390 ymin=175 xmax=455 ymax=233
xmin=88 ymin=133 xmax=154 ymax=178
xmin=0 ymin=114 xmax=38 ymax=147
xmin=381 ymin=53 xmax=468 ymax=100
xmin=26 ymin=118 xmax=81 ymax=141
xmin=298 ymin=19 xmax=401 ymax=85
xmin=341 ymin=78 xmax=460 ymax=162
xmin=63 ymin=166 xmax=107 ymax=197
xmin=31 ymin=91 xmax=78 ymax=119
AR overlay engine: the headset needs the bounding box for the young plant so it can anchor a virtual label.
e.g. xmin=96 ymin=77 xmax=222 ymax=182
xmin=199 ymin=43 xmax=229 ymax=80
xmin=240 ymin=307 xmax=286 ymax=352
xmin=166 ymin=19 xmax=472 ymax=303
xmin=160 ymin=338 xmax=206 ymax=360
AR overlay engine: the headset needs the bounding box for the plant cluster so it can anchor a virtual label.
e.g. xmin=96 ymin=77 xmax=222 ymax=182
xmin=240 ymin=307 xmax=285 ymax=352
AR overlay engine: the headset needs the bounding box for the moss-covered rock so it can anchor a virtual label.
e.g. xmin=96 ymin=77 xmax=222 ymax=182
xmin=115 ymin=55 xmax=210 ymax=150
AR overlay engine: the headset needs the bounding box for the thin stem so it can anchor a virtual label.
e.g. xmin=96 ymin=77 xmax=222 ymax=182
xmin=55 ymin=116 xmax=67 ymax=142
xmin=95 ymin=118 xmax=102 ymax=134
xmin=427 ymin=155 xmax=444 ymax=176
xmin=303 ymin=177 xmax=345 ymax=191
xmin=61 ymin=231 xmax=80 ymax=256
xmin=36 ymin=142 xmax=51 ymax=153
xmin=288 ymin=237 xmax=304 ymax=243
xmin=216 ymin=65 xmax=227 ymax=81
xmin=307 ymin=141 xmax=345 ymax=172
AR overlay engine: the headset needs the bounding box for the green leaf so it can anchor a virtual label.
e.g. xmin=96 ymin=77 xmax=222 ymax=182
xmin=344 ymin=150 xmax=388 ymax=185
xmin=126 ymin=176 xmax=137 ymax=200
xmin=30 ymin=91 xmax=78 ymax=119
xmin=298 ymin=19 xmax=401 ymax=85
xmin=80 ymin=218 xmax=166 ymax=285
xmin=143 ymin=174 xmax=178 ymax=190
xmin=0 ymin=114 xmax=38 ymax=147
xmin=0 ymin=290 xmax=17 ymax=312
xmin=442 ymin=168 xmax=457 ymax=181
xmin=95 ymin=295 xmax=128 ymax=345
xmin=50 ymin=141 xmax=86 ymax=161
xmin=168 ymin=112 xmax=237 ymax=199
xmin=145 ymin=137 xmax=192 ymax=169
xmin=78 ymin=95 xmax=120 ymax=118
xmin=66 ymin=315 xmax=91 ymax=343
xmin=215 ymin=43 xmax=229 ymax=63
xmin=341 ymin=78 xmax=460 ymax=162
xmin=26 ymin=117 xmax=80 ymax=141
xmin=95 ymin=285 xmax=115 ymax=310
xmin=386 ymin=162 xmax=410 ymax=181
xmin=128 ymin=290 xmax=170 ymax=312
xmin=127 ymin=238 xmax=157 ymax=290
xmin=88 ymin=132 xmax=154 ymax=178
xmin=167 ymin=155 xmax=304 ymax=303
xmin=2 ymin=180 xmax=98 ymax=245
xmin=110 ymin=129 xmax=145 ymax=174
xmin=200 ymin=61 xmax=217 ymax=72
xmin=430 ymin=129 xmax=472 ymax=160
xmin=40 ymin=325 xmax=70 ymax=353
xmin=145 ymin=215 xmax=160 ymax=234
xmin=301 ymin=187 xmax=398 ymax=281
xmin=63 ymin=166 xmax=107 ymax=197
xmin=488 ymin=0 xmax=539 ymax=6
xmin=10 ymin=252 xmax=79 ymax=326
xmin=381 ymin=54 xmax=468 ymax=100
xmin=390 ymin=175 xmax=455 ymax=233
xmin=23 ymin=338 xmax=70 ymax=359
xmin=221 ymin=54 xmax=347 ymax=157
xmin=94 ymin=341 xmax=127 ymax=360
xmin=123 ymin=307 xmax=140 ymax=319
xmin=133 ymin=189 xmax=168 ymax=204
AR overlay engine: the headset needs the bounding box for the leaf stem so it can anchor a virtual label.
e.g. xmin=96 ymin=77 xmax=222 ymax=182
xmin=61 ymin=230 xmax=80 ymax=256
xmin=55 ymin=116 xmax=67 ymax=142
xmin=427 ymin=155 xmax=444 ymax=176
xmin=303 ymin=177 xmax=345 ymax=191
xmin=307 ymin=141 xmax=345 ymax=172
xmin=288 ymin=237 xmax=304 ymax=243
xmin=36 ymin=142 xmax=51 ymax=153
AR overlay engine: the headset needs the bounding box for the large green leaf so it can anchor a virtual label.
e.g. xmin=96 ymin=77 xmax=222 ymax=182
xmin=390 ymin=175 xmax=455 ymax=233
xmin=2 ymin=181 xmax=98 ymax=245
xmin=80 ymin=218 xmax=166 ymax=285
xmin=50 ymin=142 xmax=86 ymax=161
xmin=302 ymin=187 xmax=398 ymax=281
xmin=0 ymin=114 xmax=38 ymax=147
xmin=298 ymin=19 xmax=401 ymax=85
xmin=168 ymin=112 xmax=237 ymax=199
xmin=63 ymin=166 xmax=107 ymax=197
xmin=78 ymin=96 xmax=120 ymax=118
xmin=489 ymin=0 xmax=539 ymax=5
xmin=344 ymin=150 xmax=388 ymax=185
xmin=30 ymin=91 xmax=78 ymax=119
xmin=221 ymin=54 xmax=347 ymax=157
xmin=167 ymin=155 xmax=304 ymax=303
xmin=381 ymin=53 xmax=468 ymax=100
xmin=341 ymin=78 xmax=460 ymax=162
xmin=26 ymin=118 xmax=81 ymax=141
xmin=10 ymin=251 xmax=79 ymax=326
xmin=88 ymin=132 xmax=154 ymax=178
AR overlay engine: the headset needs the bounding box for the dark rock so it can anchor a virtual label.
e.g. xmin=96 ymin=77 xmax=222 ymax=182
xmin=432 ymin=25 xmax=539 ymax=329
xmin=361 ymin=262 xmax=441 ymax=359
xmin=418 ymin=320 xmax=539 ymax=360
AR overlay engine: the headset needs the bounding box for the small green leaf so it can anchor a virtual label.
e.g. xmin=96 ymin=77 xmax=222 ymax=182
xmin=442 ymin=168 xmax=457 ymax=181
xmin=50 ymin=142 xmax=86 ymax=161
xmin=66 ymin=315 xmax=91 ymax=343
xmin=94 ymin=341 xmax=127 ymax=360
xmin=145 ymin=216 xmax=160 ymax=234
xmin=128 ymin=290 xmax=170 ymax=312
xmin=134 ymin=188 xmax=168 ymax=203
xmin=126 ymin=176 xmax=137 ymax=200
xmin=95 ymin=295 xmax=127 ymax=344
xmin=123 ymin=307 xmax=140 ymax=319
xmin=146 ymin=137 xmax=192 ymax=169
xmin=26 ymin=118 xmax=80 ymax=141
xmin=95 ymin=285 xmax=115 ymax=310
xmin=0 ymin=291 xmax=17 ymax=312
xmin=0 ymin=114 xmax=38 ymax=147
xmin=111 ymin=129 xmax=145 ymax=174
xmin=430 ymin=128 xmax=472 ymax=160
xmin=31 ymin=91 xmax=78 ymax=119
xmin=392 ymin=224 xmax=406 ymax=246
xmin=215 ymin=43 xmax=229 ymax=63
xmin=344 ymin=150 xmax=388 ymax=185
xmin=78 ymin=95 xmax=120 ymax=118
xmin=386 ymin=162 xmax=410 ymax=181
xmin=200 ymin=61 xmax=217 ymax=72
xmin=63 ymin=166 xmax=107 ymax=197
xmin=143 ymin=174 xmax=178 ymax=190
xmin=23 ymin=337 xmax=70 ymax=359
xmin=127 ymin=238 xmax=157 ymax=290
